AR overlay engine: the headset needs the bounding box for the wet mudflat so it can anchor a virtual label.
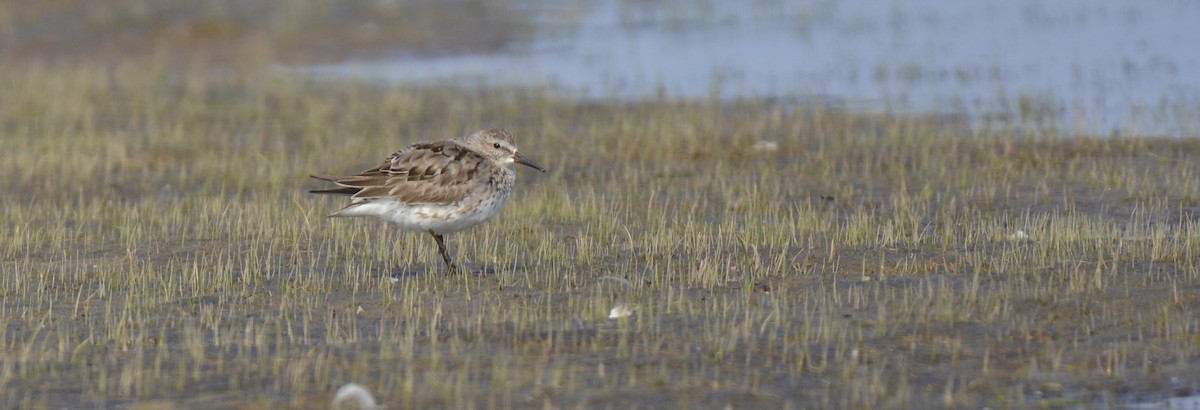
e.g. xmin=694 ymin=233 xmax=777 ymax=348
xmin=2 ymin=70 xmax=1200 ymax=408
xmin=3 ymin=1 xmax=1200 ymax=408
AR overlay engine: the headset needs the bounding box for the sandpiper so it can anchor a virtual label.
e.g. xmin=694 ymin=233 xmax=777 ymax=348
xmin=310 ymin=128 xmax=545 ymax=273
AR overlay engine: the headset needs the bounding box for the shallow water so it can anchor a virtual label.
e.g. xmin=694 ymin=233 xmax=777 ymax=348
xmin=1126 ymin=394 xmax=1200 ymax=410
xmin=301 ymin=0 xmax=1200 ymax=136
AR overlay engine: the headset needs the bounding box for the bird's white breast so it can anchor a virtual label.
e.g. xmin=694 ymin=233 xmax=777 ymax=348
xmin=336 ymin=190 xmax=513 ymax=235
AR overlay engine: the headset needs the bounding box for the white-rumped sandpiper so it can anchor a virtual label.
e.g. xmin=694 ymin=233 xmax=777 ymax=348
xmin=310 ymin=128 xmax=545 ymax=273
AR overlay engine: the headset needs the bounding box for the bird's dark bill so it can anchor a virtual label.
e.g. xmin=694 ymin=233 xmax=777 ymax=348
xmin=514 ymin=153 xmax=546 ymax=172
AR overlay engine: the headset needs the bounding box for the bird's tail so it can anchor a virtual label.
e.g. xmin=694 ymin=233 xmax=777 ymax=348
xmin=308 ymin=175 xmax=359 ymax=196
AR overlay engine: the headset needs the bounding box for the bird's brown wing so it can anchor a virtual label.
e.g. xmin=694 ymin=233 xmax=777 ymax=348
xmin=311 ymin=141 xmax=486 ymax=205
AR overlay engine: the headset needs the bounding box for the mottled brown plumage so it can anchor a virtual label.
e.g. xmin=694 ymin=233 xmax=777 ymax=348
xmin=312 ymin=140 xmax=494 ymax=206
xmin=310 ymin=128 xmax=545 ymax=273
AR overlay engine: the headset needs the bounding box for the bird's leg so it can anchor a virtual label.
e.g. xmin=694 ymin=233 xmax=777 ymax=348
xmin=429 ymin=231 xmax=459 ymax=274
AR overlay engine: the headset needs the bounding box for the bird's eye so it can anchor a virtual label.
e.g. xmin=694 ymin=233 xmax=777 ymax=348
xmin=493 ymin=143 xmax=501 ymax=149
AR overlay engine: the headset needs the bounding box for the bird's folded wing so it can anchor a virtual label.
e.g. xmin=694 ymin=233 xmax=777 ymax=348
xmin=330 ymin=141 xmax=486 ymax=205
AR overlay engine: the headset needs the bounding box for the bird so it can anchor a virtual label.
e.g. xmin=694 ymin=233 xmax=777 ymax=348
xmin=310 ymin=128 xmax=545 ymax=274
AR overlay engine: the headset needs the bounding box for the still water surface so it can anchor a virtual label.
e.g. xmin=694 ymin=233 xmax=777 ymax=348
xmin=304 ymin=0 xmax=1200 ymax=136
